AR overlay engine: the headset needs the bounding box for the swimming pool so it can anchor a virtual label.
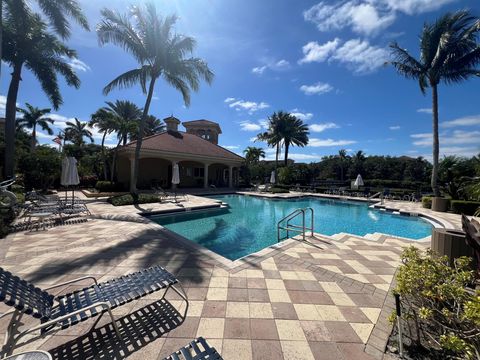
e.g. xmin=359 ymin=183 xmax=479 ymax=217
xmin=151 ymin=194 xmax=433 ymax=261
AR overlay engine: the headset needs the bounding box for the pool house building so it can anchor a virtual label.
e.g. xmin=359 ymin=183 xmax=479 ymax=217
xmin=116 ymin=116 xmax=244 ymax=189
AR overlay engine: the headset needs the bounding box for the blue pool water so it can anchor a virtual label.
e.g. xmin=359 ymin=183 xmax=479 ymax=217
xmin=151 ymin=194 xmax=433 ymax=260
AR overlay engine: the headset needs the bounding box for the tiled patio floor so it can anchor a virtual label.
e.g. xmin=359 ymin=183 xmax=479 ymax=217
xmin=0 ymin=194 xmax=458 ymax=360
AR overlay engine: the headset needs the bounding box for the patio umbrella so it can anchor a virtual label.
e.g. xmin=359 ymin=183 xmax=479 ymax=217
xmin=61 ymin=157 xmax=80 ymax=205
xmin=354 ymin=174 xmax=364 ymax=187
xmin=270 ymin=170 xmax=276 ymax=184
xmin=172 ymin=163 xmax=180 ymax=202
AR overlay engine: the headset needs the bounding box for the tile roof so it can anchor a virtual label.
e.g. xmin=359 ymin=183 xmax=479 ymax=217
xmin=125 ymin=131 xmax=243 ymax=161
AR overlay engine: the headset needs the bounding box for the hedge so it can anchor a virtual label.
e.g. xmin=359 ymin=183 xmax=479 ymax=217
xmin=95 ymin=181 xmax=122 ymax=192
xmin=108 ymin=193 xmax=160 ymax=206
xmin=450 ymin=200 xmax=480 ymax=215
xmin=270 ymin=187 xmax=289 ymax=194
xmin=422 ymin=196 xmax=432 ymax=209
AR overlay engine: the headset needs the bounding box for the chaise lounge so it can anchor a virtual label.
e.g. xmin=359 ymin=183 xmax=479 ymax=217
xmin=0 ymin=265 xmax=188 ymax=357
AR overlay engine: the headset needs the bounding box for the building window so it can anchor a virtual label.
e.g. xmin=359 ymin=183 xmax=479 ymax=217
xmin=194 ymin=167 xmax=205 ymax=177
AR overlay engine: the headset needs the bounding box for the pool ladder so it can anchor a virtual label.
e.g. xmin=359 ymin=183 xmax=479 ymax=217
xmin=277 ymin=207 xmax=314 ymax=242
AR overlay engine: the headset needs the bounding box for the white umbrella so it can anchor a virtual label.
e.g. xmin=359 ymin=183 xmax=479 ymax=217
xmin=354 ymin=174 xmax=364 ymax=187
xmin=172 ymin=163 xmax=180 ymax=202
xmin=61 ymin=157 xmax=80 ymax=204
xmin=270 ymin=170 xmax=276 ymax=184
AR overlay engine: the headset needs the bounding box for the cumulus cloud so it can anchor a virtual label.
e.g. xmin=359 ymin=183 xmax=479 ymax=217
xmin=411 ymin=130 xmax=480 ymax=147
xmin=441 ymin=115 xmax=480 ymax=128
xmin=310 ymin=122 xmax=339 ymax=132
xmin=299 ymin=38 xmax=389 ymax=74
xmin=389 ymin=125 xmax=400 ymax=130
xmin=239 ymin=121 xmax=262 ymax=131
xmin=417 ymin=108 xmax=433 ymax=114
xmin=300 ymin=82 xmax=333 ymax=95
xmin=309 ymin=138 xmax=357 ymax=147
xmin=304 ymin=1 xmax=395 ymax=36
xmin=252 ymin=59 xmax=290 ymax=75
xmin=222 ymin=145 xmax=240 ymax=150
xmin=63 ymin=57 xmax=91 ymax=72
xmin=224 ymin=97 xmax=236 ymax=103
xmin=381 ymin=0 xmax=458 ymax=15
xmin=290 ymin=109 xmax=313 ymax=121
xmin=228 ymin=99 xmax=270 ymax=114
xmin=298 ymin=39 xmax=340 ymax=64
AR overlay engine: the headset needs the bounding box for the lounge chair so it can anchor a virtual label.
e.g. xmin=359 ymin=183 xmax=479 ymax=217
xmin=163 ymin=337 xmax=223 ymax=360
xmin=0 ymin=265 xmax=188 ymax=357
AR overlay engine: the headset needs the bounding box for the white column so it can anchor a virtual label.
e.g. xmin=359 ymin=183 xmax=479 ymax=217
xmin=204 ymin=163 xmax=209 ymax=188
xmin=228 ymin=165 xmax=234 ymax=188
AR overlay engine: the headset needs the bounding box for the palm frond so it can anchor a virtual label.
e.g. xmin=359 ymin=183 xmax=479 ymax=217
xmin=103 ymin=67 xmax=150 ymax=95
xmin=37 ymin=0 xmax=89 ymax=38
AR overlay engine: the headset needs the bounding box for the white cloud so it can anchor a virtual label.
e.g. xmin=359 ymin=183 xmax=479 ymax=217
xmin=332 ymin=39 xmax=389 ymax=74
xmin=310 ymin=122 xmax=339 ymax=132
xmin=309 ymin=138 xmax=357 ymax=147
xmin=299 ymin=38 xmax=389 ymax=74
xmin=239 ymin=121 xmax=262 ymax=131
xmin=224 ymin=97 xmax=236 ymax=103
xmin=252 ymin=66 xmax=267 ymax=75
xmin=258 ymin=119 xmax=269 ymax=129
xmin=438 ymin=146 xmax=479 ymax=158
xmin=300 ymin=82 xmax=333 ymax=95
xmin=63 ymin=57 xmax=91 ymax=72
xmin=417 ymin=108 xmax=432 ymax=114
xmin=0 ymin=95 xmax=20 ymax=117
xmin=228 ymin=99 xmax=270 ymax=114
xmin=381 ymin=0 xmax=459 ymax=15
xmin=252 ymin=59 xmax=290 ymax=75
xmin=411 ymin=130 xmax=480 ymax=147
xmin=290 ymin=109 xmax=313 ymax=121
xmin=222 ymin=145 xmax=240 ymax=150
xmin=441 ymin=115 xmax=480 ymax=128
xmin=249 ymin=137 xmax=258 ymax=142
xmin=304 ymin=1 xmax=396 ymax=36
xmin=298 ymin=39 xmax=340 ymax=64
xmin=389 ymin=125 xmax=401 ymax=130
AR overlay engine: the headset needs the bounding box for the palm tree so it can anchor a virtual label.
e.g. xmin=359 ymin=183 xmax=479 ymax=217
xmin=2 ymin=1 xmax=80 ymax=178
xmin=389 ymin=10 xmax=480 ymax=197
xmin=144 ymin=115 xmax=165 ymax=137
xmin=243 ymin=147 xmax=266 ymax=164
xmin=89 ymin=109 xmax=117 ymax=180
xmin=103 ymin=100 xmax=142 ymax=145
xmin=16 ymin=103 xmax=54 ymax=151
xmin=338 ymin=149 xmax=348 ymax=181
xmin=352 ymin=150 xmax=366 ymax=176
xmin=97 ymin=3 xmax=214 ymax=192
xmin=256 ymin=112 xmax=285 ymax=176
xmin=278 ymin=114 xmax=309 ymax=166
xmin=65 ymin=118 xmax=93 ymax=146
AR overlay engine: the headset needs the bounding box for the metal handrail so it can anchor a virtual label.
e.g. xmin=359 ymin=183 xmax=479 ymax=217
xmin=277 ymin=207 xmax=314 ymax=242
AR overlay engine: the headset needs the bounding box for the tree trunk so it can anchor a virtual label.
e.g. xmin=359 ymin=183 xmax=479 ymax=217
xmin=284 ymin=142 xmax=289 ymax=166
xmin=101 ymin=132 xmax=108 ymax=180
xmin=110 ymin=137 xmax=123 ymax=182
xmin=31 ymin=124 xmax=36 ymax=151
xmin=275 ymin=143 xmax=279 ymax=184
xmin=130 ymin=77 xmax=156 ymax=193
xmin=4 ymin=63 xmax=22 ymax=179
xmin=431 ymin=84 xmax=440 ymax=197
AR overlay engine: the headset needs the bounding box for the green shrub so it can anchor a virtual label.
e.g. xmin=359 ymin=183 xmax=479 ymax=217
xmin=108 ymin=193 xmax=160 ymax=206
xmin=394 ymin=247 xmax=479 ymax=359
xmin=422 ymin=196 xmax=432 ymax=209
xmin=0 ymin=207 xmax=15 ymax=239
xmin=277 ymin=167 xmax=294 ymax=185
xmin=450 ymin=200 xmax=480 ymax=215
xmin=17 ymin=146 xmax=61 ymax=191
xmin=270 ymin=187 xmax=289 ymax=194
xmin=273 ymin=184 xmax=290 ymax=190
xmin=95 ymin=181 xmax=121 ymax=192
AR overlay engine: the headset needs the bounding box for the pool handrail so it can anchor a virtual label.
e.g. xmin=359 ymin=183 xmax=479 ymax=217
xmin=277 ymin=207 xmax=314 ymax=242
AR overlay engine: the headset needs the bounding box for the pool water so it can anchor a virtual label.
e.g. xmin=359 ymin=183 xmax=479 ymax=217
xmin=151 ymin=194 xmax=433 ymax=261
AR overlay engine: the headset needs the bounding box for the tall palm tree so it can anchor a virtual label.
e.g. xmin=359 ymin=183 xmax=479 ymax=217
xmin=89 ymin=108 xmax=117 ymax=180
xmin=2 ymin=1 xmax=80 ymax=178
xmin=16 ymin=103 xmax=54 ymax=151
xmin=338 ymin=149 xmax=348 ymax=181
xmin=97 ymin=3 xmax=214 ymax=192
xmin=103 ymin=100 xmax=142 ymax=145
xmin=65 ymin=118 xmax=93 ymax=146
xmin=144 ymin=115 xmax=165 ymax=137
xmin=256 ymin=112 xmax=285 ymax=176
xmin=352 ymin=150 xmax=366 ymax=176
xmin=389 ymin=10 xmax=480 ymax=196
xmin=278 ymin=114 xmax=309 ymax=166
xmin=243 ymin=147 xmax=266 ymax=164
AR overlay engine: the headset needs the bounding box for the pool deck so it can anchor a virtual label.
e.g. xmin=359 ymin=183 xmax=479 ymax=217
xmin=0 ymin=192 xmax=468 ymax=359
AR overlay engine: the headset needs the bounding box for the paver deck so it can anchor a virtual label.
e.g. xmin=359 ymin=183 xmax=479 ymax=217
xmin=0 ymin=193 xmax=464 ymax=360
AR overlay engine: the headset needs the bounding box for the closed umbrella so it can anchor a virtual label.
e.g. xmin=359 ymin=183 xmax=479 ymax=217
xmin=172 ymin=163 xmax=180 ymax=202
xmin=61 ymin=157 xmax=80 ymax=204
xmin=354 ymin=174 xmax=364 ymax=187
xmin=270 ymin=170 xmax=276 ymax=184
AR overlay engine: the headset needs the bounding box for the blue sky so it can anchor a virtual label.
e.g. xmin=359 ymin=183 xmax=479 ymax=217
xmin=1 ymin=0 xmax=480 ymax=162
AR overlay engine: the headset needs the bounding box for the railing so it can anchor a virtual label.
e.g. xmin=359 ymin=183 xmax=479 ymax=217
xmin=277 ymin=207 xmax=314 ymax=242
xmin=368 ymin=191 xmax=384 ymax=204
